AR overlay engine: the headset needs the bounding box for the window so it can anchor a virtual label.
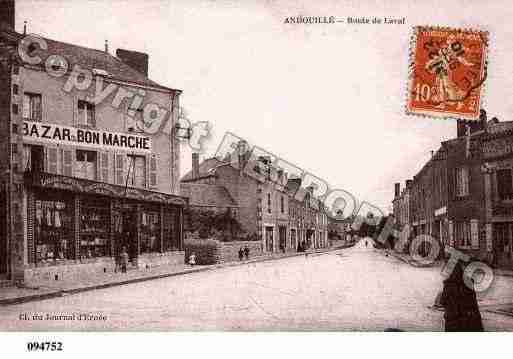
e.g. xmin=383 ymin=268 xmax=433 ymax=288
xmin=455 ymin=167 xmax=469 ymax=197
xmin=12 ymin=84 xmax=18 ymax=95
xmin=127 ymin=105 xmax=144 ymax=132
xmin=75 ymin=150 xmax=97 ymax=180
xmin=35 ymin=196 xmax=74 ymax=262
xmin=127 ymin=155 xmax=146 ymax=188
xmin=280 ymin=195 xmax=285 ymax=214
xmin=23 ymin=93 xmax=42 ymax=121
xmin=267 ymin=193 xmax=272 ymax=214
xmin=497 ymin=169 xmax=513 ymax=200
xmin=455 ymin=221 xmax=471 ymax=247
xmin=77 ymin=100 xmax=95 ymax=127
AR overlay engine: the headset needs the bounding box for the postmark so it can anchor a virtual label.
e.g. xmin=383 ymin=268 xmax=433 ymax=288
xmin=406 ymin=26 xmax=489 ymax=120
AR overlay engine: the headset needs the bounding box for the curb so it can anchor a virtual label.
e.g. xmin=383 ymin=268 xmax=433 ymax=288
xmin=0 ymin=247 xmax=339 ymax=306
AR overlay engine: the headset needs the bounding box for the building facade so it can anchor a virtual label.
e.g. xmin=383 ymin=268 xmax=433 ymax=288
xmin=0 ymin=21 xmax=186 ymax=284
xmin=392 ymin=111 xmax=513 ymax=269
xmin=181 ymin=150 xmax=329 ymax=253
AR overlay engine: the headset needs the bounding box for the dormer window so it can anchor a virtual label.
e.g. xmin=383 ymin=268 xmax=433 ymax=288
xmin=127 ymin=104 xmax=144 ymax=133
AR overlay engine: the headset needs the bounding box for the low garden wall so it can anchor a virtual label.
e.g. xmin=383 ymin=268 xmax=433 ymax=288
xmin=184 ymin=238 xmax=264 ymax=265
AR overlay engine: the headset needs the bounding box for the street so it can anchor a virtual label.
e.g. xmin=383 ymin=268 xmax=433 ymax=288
xmin=1 ymin=240 xmax=513 ymax=331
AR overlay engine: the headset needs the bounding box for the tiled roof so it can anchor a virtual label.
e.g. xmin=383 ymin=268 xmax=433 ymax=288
xmin=180 ymin=183 xmax=237 ymax=208
xmin=181 ymin=157 xmax=227 ymax=182
xmin=0 ymin=28 xmax=178 ymax=92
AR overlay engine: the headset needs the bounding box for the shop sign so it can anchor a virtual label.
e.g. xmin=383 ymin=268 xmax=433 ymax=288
xmin=23 ymin=120 xmax=151 ymax=153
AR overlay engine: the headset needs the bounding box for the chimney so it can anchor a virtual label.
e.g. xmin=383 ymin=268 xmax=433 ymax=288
xmin=0 ymin=0 xmax=15 ymax=30
xmin=192 ymin=152 xmax=199 ymax=180
xmin=394 ymin=183 xmax=400 ymax=198
xmin=116 ymin=48 xmax=149 ymax=77
xmin=104 ymin=39 xmax=109 ymax=53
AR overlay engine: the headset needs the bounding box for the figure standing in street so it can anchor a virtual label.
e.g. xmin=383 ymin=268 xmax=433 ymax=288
xmin=238 ymin=247 xmax=244 ymax=261
xmin=440 ymin=260 xmax=484 ymax=331
xmin=189 ymin=252 xmax=196 ymax=266
xmin=120 ymin=246 xmax=129 ymax=274
xmin=244 ymin=245 xmax=250 ymax=260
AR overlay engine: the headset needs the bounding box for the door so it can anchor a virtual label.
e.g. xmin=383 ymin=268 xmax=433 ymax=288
xmin=279 ymin=226 xmax=286 ymax=251
xmin=265 ymin=226 xmax=273 ymax=252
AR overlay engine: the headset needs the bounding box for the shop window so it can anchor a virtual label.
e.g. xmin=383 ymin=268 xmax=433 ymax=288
xmin=35 ymin=197 xmax=74 ymax=262
xmin=77 ymin=100 xmax=95 ymax=127
xmin=455 ymin=167 xmax=469 ymax=197
xmin=127 ymin=155 xmax=146 ymax=188
xmin=140 ymin=211 xmax=161 ymax=253
xmin=497 ymin=169 xmax=513 ymax=200
xmin=75 ymin=150 xmax=97 ymax=180
xmin=23 ymin=92 xmax=42 ymax=122
xmin=80 ymin=198 xmax=111 ymax=259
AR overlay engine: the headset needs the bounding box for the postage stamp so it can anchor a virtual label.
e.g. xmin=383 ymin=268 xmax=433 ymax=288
xmin=406 ymin=26 xmax=489 ymax=121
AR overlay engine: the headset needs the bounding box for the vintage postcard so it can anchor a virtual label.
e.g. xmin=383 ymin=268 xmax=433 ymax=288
xmin=1 ymin=0 xmax=513 ymax=357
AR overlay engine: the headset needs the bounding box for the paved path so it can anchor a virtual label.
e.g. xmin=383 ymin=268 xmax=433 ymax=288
xmin=1 ymin=241 xmax=512 ymax=331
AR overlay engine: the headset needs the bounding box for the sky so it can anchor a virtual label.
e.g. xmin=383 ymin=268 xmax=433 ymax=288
xmin=14 ymin=0 xmax=513 ymax=213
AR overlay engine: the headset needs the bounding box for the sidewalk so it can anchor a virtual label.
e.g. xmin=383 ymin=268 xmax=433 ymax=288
xmin=0 ymin=247 xmax=340 ymax=306
xmin=383 ymin=249 xmax=513 ymax=277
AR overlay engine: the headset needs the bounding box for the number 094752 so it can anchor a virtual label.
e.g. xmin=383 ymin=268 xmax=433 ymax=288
xmin=26 ymin=342 xmax=63 ymax=351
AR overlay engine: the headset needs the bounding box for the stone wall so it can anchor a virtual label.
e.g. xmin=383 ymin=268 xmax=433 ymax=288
xmin=184 ymin=238 xmax=263 ymax=264
xmin=215 ymin=240 xmax=263 ymax=262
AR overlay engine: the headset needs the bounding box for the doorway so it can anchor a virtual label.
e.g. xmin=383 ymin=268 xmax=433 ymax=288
xmin=265 ymin=226 xmax=274 ymax=252
xmin=114 ymin=208 xmax=138 ymax=263
xmin=278 ymin=226 xmax=286 ymax=252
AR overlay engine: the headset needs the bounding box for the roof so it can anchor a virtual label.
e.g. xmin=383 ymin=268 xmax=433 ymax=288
xmin=181 ymin=157 xmax=227 ymax=182
xmin=180 ymin=183 xmax=237 ymax=208
xmin=0 ymin=28 xmax=178 ymax=92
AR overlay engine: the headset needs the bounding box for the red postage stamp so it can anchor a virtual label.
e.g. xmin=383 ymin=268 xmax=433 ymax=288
xmin=407 ymin=26 xmax=488 ymax=120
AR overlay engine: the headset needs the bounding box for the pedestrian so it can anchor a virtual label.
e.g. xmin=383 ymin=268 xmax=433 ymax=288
xmin=189 ymin=252 xmax=196 ymax=266
xmin=439 ymin=260 xmax=484 ymax=331
xmin=238 ymin=247 xmax=244 ymax=261
xmin=244 ymin=245 xmax=250 ymax=260
xmin=120 ymin=246 xmax=129 ymax=273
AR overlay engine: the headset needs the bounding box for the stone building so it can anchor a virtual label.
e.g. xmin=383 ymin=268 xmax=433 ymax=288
xmin=181 ymin=150 xmax=329 ymax=253
xmin=392 ymin=111 xmax=513 ymax=269
xmin=0 ymin=12 xmax=186 ymax=284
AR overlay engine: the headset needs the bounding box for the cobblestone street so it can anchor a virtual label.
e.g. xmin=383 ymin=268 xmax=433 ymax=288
xmin=1 ymin=241 xmax=513 ymax=331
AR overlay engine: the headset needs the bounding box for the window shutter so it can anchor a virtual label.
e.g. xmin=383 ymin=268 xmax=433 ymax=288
xmin=62 ymin=149 xmax=73 ymax=177
xmin=486 ymin=223 xmax=493 ymax=252
xmin=448 ymin=220 xmax=454 ymax=247
xmin=115 ymin=153 xmax=125 ymax=185
xmin=46 ymin=147 xmax=58 ymax=174
xmin=471 ymin=219 xmax=479 ymax=249
xmin=149 ymin=155 xmax=157 ymax=187
xmin=100 ymin=152 xmax=109 ymax=183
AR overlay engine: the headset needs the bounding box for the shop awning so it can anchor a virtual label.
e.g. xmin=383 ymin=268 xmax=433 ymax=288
xmin=24 ymin=171 xmax=187 ymax=206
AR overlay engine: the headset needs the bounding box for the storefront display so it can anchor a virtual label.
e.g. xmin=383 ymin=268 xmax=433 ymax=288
xmin=80 ymin=198 xmax=111 ymax=259
xmin=35 ymin=194 xmax=73 ymax=263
